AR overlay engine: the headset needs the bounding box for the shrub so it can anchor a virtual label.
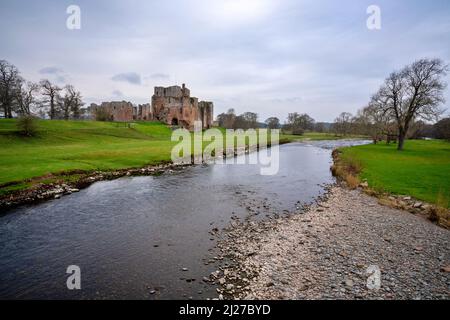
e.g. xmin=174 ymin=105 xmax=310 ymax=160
xmin=16 ymin=115 xmax=38 ymax=136
xmin=345 ymin=174 xmax=360 ymax=189
xmin=331 ymin=150 xmax=363 ymax=189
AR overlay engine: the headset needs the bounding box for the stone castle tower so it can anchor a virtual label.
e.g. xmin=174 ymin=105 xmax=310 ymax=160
xmin=151 ymin=84 xmax=213 ymax=130
xmin=89 ymin=84 xmax=213 ymax=130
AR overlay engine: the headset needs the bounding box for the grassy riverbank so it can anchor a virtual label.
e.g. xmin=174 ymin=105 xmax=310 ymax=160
xmin=336 ymin=140 xmax=450 ymax=209
xmin=0 ymin=120 xmax=176 ymax=194
xmin=0 ymin=119 xmax=343 ymax=195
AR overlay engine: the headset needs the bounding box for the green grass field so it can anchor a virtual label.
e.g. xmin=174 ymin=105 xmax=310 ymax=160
xmin=0 ymin=119 xmax=372 ymax=196
xmin=0 ymin=119 xmax=343 ymax=194
xmin=341 ymin=140 xmax=450 ymax=207
xmin=0 ymin=120 xmax=176 ymax=189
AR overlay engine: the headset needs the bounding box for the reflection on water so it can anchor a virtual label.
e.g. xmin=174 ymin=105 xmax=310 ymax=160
xmin=0 ymin=140 xmax=369 ymax=299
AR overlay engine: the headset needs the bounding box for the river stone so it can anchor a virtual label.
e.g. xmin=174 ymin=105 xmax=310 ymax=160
xmin=413 ymin=202 xmax=423 ymax=208
xmin=344 ymin=279 xmax=354 ymax=287
xmin=440 ymin=265 xmax=450 ymax=273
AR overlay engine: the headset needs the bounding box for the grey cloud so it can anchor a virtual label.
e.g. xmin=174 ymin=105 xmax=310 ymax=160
xmin=111 ymin=72 xmax=141 ymax=85
xmin=39 ymin=67 xmax=66 ymax=84
xmin=39 ymin=66 xmax=63 ymax=75
xmin=4 ymin=0 xmax=448 ymax=123
xmin=270 ymin=97 xmax=303 ymax=103
xmin=112 ymin=89 xmax=123 ymax=97
xmin=150 ymin=73 xmax=170 ymax=80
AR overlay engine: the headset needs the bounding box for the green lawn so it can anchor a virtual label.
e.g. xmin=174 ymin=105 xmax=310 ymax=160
xmin=0 ymin=119 xmax=369 ymax=196
xmin=341 ymin=140 xmax=450 ymax=207
xmin=0 ymin=119 xmax=296 ymax=192
xmin=0 ymin=119 xmax=176 ymax=188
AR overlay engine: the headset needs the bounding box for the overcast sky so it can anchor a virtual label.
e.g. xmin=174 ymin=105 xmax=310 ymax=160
xmin=1 ymin=0 xmax=449 ymax=122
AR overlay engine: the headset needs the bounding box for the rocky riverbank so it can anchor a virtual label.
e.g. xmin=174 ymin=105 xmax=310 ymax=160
xmin=0 ymin=162 xmax=188 ymax=211
xmin=0 ymin=140 xmax=290 ymax=212
xmin=212 ymin=185 xmax=450 ymax=300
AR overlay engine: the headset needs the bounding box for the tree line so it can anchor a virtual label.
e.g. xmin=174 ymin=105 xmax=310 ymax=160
xmin=217 ymin=58 xmax=449 ymax=151
xmin=0 ymin=60 xmax=84 ymax=120
xmin=333 ymin=58 xmax=448 ymax=150
xmin=216 ymin=108 xmax=322 ymax=134
xmin=331 ymin=111 xmax=450 ymax=141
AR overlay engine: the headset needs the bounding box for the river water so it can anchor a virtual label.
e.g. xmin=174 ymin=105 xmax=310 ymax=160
xmin=0 ymin=140 xmax=369 ymax=299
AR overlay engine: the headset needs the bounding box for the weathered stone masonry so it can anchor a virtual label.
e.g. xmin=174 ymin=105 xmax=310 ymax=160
xmin=152 ymin=84 xmax=213 ymax=130
xmin=88 ymin=101 xmax=134 ymax=122
xmin=89 ymin=84 xmax=213 ymax=130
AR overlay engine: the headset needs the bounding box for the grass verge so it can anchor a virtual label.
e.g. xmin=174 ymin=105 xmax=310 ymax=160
xmin=332 ymin=140 xmax=450 ymax=228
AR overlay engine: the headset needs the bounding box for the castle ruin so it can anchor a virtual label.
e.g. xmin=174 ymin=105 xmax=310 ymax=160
xmin=88 ymin=84 xmax=213 ymax=130
xmin=152 ymin=84 xmax=213 ymax=130
xmin=88 ymin=101 xmax=134 ymax=122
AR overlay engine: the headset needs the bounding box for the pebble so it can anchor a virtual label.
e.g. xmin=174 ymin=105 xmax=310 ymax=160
xmin=214 ymin=186 xmax=450 ymax=300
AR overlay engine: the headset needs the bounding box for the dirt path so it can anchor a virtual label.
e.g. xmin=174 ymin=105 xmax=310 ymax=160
xmin=215 ymin=186 xmax=450 ymax=300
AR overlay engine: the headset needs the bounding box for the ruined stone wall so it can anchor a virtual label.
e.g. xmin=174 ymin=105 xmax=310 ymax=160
xmin=137 ymin=103 xmax=153 ymax=121
xmin=154 ymin=86 xmax=184 ymax=98
xmin=106 ymin=102 xmax=134 ymax=122
xmin=89 ymin=84 xmax=214 ymax=129
xmin=90 ymin=101 xmax=134 ymax=122
xmin=151 ymin=84 xmax=213 ymax=130
xmin=199 ymin=101 xmax=214 ymax=129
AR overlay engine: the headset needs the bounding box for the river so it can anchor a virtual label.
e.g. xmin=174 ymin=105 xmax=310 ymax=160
xmin=0 ymin=140 xmax=369 ymax=299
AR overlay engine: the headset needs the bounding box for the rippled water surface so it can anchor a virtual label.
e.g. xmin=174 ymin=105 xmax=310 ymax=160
xmin=0 ymin=140 xmax=369 ymax=299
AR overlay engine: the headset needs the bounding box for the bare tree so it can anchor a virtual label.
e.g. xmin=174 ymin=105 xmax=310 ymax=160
xmin=59 ymin=86 xmax=74 ymax=120
xmin=355 ymin=104 xmax=394 ymax=143
xmin=333 ymin=112 xmax=353 ymax=136
xmin=70 ymin=88 xmax=84 ymax=120
xmin=285 ymin=113 xmax=315 ymax=134
xmin=58 ymin=85 xmax=84 ymax=120
xmin=16 ymin=81 xmax=39 ymax=115
xmin=217 ymin=108 xmax=236 ymax=129
xmin=371 ymin=58 xmax=447 ymax=150
xmin=233 ymin=112 xmax=258 ymax=129
xmin=40 ymin=79 xmax=62 ymax=120
xmin=0 ymin=60 xmax=21 ymax=118
xmin=265 ymin=117 xmax=280 ymax=129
